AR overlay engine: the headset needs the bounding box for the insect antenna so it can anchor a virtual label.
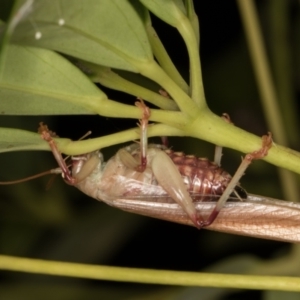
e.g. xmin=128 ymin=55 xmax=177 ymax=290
xmin=0 ymin=168 xmax=62 ymax=185
xmin=0 ymin=126 xmax=92 ymax=187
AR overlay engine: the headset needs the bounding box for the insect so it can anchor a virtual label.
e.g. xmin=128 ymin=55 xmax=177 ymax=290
xmin=32 ymin=100 xmax=300 ymax=243
xmin=2 ymin=101 xmax=300 ymax=242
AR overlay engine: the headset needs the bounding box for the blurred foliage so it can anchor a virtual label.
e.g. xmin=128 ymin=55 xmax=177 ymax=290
xmin=0 ymin=0 xmax=300 ymax=299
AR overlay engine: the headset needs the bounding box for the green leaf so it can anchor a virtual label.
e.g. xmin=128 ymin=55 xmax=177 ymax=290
xmin=0 ymin=127 xmax=73 ymax=153
xmin=0 ymin=127 xmax=49 ymax=152
xmin=10 ymin=0 xmax=152 ymax=72
xmin=0 ymin=44 xmax=106 ymax=115
xmin=139 ymin=0 xmax=186 ymax=27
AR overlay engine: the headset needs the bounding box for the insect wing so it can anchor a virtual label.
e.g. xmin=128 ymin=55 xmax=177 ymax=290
xmin=112 ymin=194 xmax=300 ymax=243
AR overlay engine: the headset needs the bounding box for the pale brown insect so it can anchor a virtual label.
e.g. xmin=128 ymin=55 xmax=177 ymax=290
xmin=37 ymin=101 xmax=254 ymax=230
xmin=2 ymin=101 xmax=300 ymax=243
xmin=35 ymin=112 xmax=300 ymax=244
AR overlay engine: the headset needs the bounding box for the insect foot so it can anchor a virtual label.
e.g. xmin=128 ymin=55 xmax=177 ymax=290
xmin=244 ymin=132 xmax=272 ymax=162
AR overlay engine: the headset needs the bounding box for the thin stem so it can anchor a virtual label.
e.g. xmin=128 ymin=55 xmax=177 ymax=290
xmin=237 ymin=0 xmax=299 ymax=203
xmin=185 ymin=0 xmax=200 ymax=46
xmin=236 ymin=0 xmax=287 ymax=145
xmin=138 ymin=60 xmax=199 ymax=117
xmin=146 ymin=25 xmax=189 ymax=94
xmin=56 ymin=124 xmax=185 ymax=155
xmin=88 ymin=98 xmax=186 ymax=127
xmin=93 ymin=68 xmax=178 ymax=111
xmin=269 ymin=0 xmax=298 ymax=146
xmin=176 ymin=11 xmax=205 ymax=107
xmin=0 ymin=255 xmax=300 ymax=291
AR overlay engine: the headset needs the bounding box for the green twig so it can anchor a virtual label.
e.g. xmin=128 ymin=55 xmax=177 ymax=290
xmin=56 ymin=123 xmax=185 ymax=155
xmin=137 ymin=60 xmax=199 ymax=117
xmin=237 ymin=0 xmax=299 ymax=203
xmin=146 ymin=25 xmax=189 ymax=94
xmin=176 ymin=11 xmax=205 ymax=106
xmin=1 ymin=255 xmax=300 ymax=291
xmin=93 ymin=67 xmax=178 ymax=110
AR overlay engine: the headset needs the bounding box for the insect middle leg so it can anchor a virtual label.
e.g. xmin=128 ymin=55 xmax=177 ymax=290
xmin=214 ymin=113 xmax=233 ymax=166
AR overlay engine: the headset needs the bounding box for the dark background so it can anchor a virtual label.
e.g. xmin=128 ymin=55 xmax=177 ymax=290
xmin=0 ymin=1 xmax=300 ymax=299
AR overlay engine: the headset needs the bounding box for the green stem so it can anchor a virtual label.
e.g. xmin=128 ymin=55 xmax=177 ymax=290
xmin=86 ymin=97 xmax=186 ymax=127
xmin=236 ymin=0 xmax=287 ymax=146
xmin=176 ymin=11 xmax=205 ymax=107
xmin=138 ymin=60 xmax=199 ymax=117
xmin=185 ymin=109 xmax=300 ymax=174
xmin=269 ymin=0 xmax=298 ymax=146
xmin=237 ymin=0 xmax=300 ymax=203
xmin=0 ymin=255 xmax=300 ymax=291
xmin=146 ymin=25 xmax=189 ymax=94
xmin=54 ymin=108 xmax=300 ymax=177
xmin=93 ymin=68 xmax=178 ymax=110
xmin=56 ymin=124 xmax=185 ymax=155
xmin=185 ymin=0 xmax=200 ymax=45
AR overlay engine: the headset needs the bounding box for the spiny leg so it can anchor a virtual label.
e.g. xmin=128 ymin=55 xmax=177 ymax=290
xmin=0 ymin=168 xmax=62 ymax=185
xmin=135 ymin=98 xmax=151 ymax=172
xmin=202 ymin=132 xmax=273 ymax=227
xmin=38 ymin=122 xmax=76 ymax=185
xmin=214 ymin=113 xmax=233 ymax=166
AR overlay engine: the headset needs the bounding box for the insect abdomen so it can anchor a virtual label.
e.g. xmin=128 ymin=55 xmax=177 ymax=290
xmin=164 ymin=149 xmax=244 ymax=198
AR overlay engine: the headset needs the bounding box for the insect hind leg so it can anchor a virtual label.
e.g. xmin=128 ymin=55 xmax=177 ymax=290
xmin=201 ymin=132 xmax=272 ymax=227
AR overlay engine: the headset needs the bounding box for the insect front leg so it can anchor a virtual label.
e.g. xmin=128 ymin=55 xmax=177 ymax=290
xmin=135 ymin=98 xmax=151 ymax=172
xmin=38 ymin=123 xmax=76 ymax=185
xmin=203 ymin=132 xmax=273 ymax=227
xmin=38 ymin=123 xmax=100 ymax=185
